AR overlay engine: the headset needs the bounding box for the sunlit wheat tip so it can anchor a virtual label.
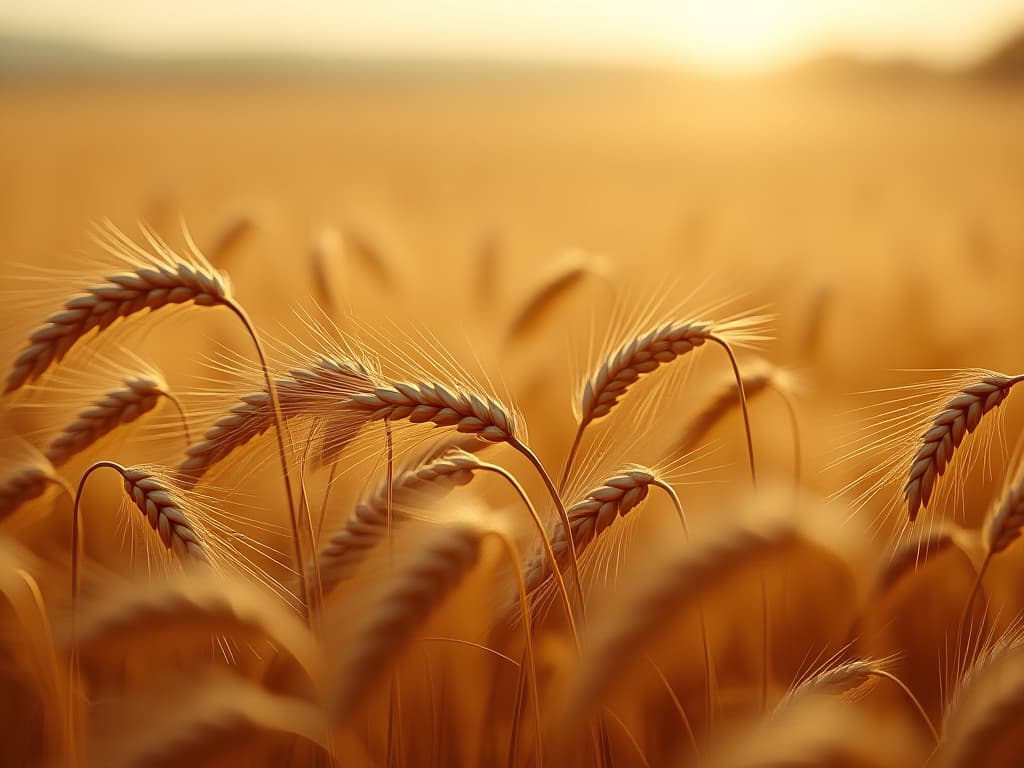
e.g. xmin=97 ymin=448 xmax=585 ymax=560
xmin=352 ymin=380 xmax=517 ymax=443
xmin=904 ymin=373 xmax=1023 ymax=521
xmin=5 ymin=225 xmax=231 ymax=394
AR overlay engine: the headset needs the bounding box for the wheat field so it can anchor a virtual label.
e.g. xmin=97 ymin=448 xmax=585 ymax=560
xmin=2 ymin=70 xmax=1024 ymax=767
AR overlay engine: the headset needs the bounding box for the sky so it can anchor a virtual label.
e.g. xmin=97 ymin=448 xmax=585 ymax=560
xmin=2 ymin=0 xmax=1024 ymax=73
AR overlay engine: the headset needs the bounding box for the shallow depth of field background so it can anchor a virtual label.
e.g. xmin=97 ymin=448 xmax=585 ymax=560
xmin=4 ymin=3 xmax=1024 ymax=766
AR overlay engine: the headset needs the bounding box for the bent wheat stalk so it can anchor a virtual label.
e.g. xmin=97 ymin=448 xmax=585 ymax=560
xmin=904 ymin=373 xmax=1024 ymax=521
xmin=45 ymin=375 xmax=190 ymax=467
xmin=71 ymin=462 xmax=209 ymax=614
xmin=3 ymin=224 xmax=308 ymax=620
xmin=560 ymin=319 xmax=760 ymax=491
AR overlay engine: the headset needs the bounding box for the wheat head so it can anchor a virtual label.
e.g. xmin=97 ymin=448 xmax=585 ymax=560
xmin=45 ymin=376 xmax=166 ymax=467
xmin=329 ymin=521 xmax=487 ymax=721
xmin=317 ymin=447 xmax=482 ymax=592
xmin=904 ymin=373 xmax=1023 ymax=521
xmin=179 ymin=355 xmax=374 ymax=485
xmin=5 ymin=225 xmax=231 ymax=394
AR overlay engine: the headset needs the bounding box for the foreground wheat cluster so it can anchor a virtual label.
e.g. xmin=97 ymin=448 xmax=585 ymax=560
xmin=3 ymin=223 xmax=1024 ymax=768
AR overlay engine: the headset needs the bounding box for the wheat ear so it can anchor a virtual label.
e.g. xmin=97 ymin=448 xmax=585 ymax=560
xmin=330 ymin=522 xmax=489 ymax=720
xmin=179 ymin=355 xmax=374 ymax=486
xmin=317 ymin=447 xmax=481 ymax=591
xmin=504 ymin=250 xmax=603 ymax=345
xmin=45 ymin=375 xmax=190 ymax=466
xmin=4 ymin=223 xmax=307 ymax=620
xmin=4 ymin=229 xmax=232 ymax=394
xmin=352 ymin=379 xmax=586 ymax=615
xmin=568 ymin=515 xmax=801 ymax=718
xmin=871 ymin=523 xmax=973 ymax=600
xmin=776 ymin=658 xmax=937 ymax=740
xmin=560 ymin=319 xmax=760 ymax=490
xmin=904 ymin=373 xmax=1024 ymax=521
xmin=90 ymin=673 xmax=328 ymax=768
xmin=938 ymin=636 xmax=1024 ymax=767
xmin=71 ymin=462 xmax=209 ymax=611
xmin=958 ymin=460 xmax=1024 ymax=636
xmin=73 ymin=573 xmax=319 ymax=680
xmin=0 ymin=457 xmax=72 ymax=521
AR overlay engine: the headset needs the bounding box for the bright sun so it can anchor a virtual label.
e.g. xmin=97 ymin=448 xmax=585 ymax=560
xmin=671 ymin=0 xmax=822 ymax=72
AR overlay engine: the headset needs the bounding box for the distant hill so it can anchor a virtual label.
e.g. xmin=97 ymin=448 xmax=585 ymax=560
xmin=973 ymin=29 xmax=1024 ymax=81
xmin=785 ymin=52 xmax=941 ymax=86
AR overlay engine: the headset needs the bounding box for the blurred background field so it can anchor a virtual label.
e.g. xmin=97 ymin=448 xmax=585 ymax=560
xmin=4 ymin=4 xmax=1024 ymax=766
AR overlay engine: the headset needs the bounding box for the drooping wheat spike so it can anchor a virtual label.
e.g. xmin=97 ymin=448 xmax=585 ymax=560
xmin=5 ymin=223 xmax=312 ymax=621
xmin=870 ymin=522 xmax=972 ymax=599
xmin=309 ymin=226 xmax=342 ymax=315
xmin=206 ymin=209 xmax=256 ymax=265
xmin=4 ymin=224 xmax=232 ymax=394
xmin=504 ymin=250 xmax=605 ymax=344
xmin=317 ymin=447 xmax=482 ymax=591
xmin=985 ymin=463 xmax=1024 ymax=556
xmin=567 ymin=514 xmax=802 ymax=718
xmin=522 ymin=466 xmax=656 ymax=595
xmin=329 ymin=521 xmax=488 ymax=721
xmin=72 ymin=461 xmax=211 ymax=617
xmin=561 ymin=315 xmax=769 ymax=490
xmin=676 ymin=363 xmax=789 ymax=455
xmin=351 ymin=380 xmax=517 ymax=443
xmin=352 ymin=376 xmax=590 ymax=613
xmin=89 ymin=674 xmax=329 ymax=768
xmin=45 ymin=375 xmax=182 ymax=467
xmin=957 ymin=456 xmax=1024 ymax=634
xmin=695 ymin=697 xmax=921 ymax=768
xmin=775 ymin=657 xmax=937 ymax=740
xmin=179 ymin=354 xmax=375 ymax=486
xmin=938 ymin=634 xmax=1024 ymax=767
xmin=0 ymin=455 xmax=70 ymax=521
xmin=904 ymin=373 xmax=1024 ymax=521
xmin=72 ymin=573 xmax=320 ymax=679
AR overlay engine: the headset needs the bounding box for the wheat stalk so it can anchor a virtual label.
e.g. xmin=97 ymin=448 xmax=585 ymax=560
xmin=561 ymin=316 xmax=766 ymax=490
xmin=45 ymin=375 xmax=189 ymax=467
xmin=4 ymin=223 xmax=310 ymax=619
xmin=904 ymin=373 xmax=1024 ymax=521
xmin=352 ymin=378 xmax=587 ymax=612
xmin=179 ymin=354 xmax=374 ymax=486
xmin=329 ymin=521 xmax=489 ymax=720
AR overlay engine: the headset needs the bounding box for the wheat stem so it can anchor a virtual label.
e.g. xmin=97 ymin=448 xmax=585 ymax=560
xmin=958 ymin=549 xmax=993 ymax=645
xmin=478 ymin=462 xmax=580 ymax=652
xmin=652 ymin=478 xmax=714 ymax=737
xmin=508 ymin=437 xmax=586 ymax=621
xmin=876 ymin=669 xmax=940 ymax=743
xmin=223 ymin=299 xmax=308 ymax=625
